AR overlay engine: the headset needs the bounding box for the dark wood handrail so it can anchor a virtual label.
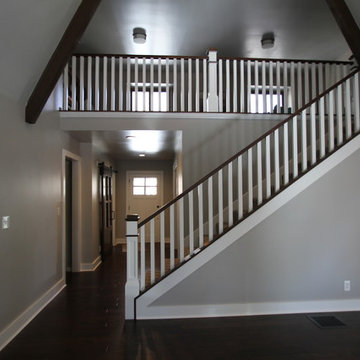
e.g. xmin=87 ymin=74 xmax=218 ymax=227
xmin=72 ymin=53 xmax=352 ymax=65
xmin=72 ymin=53 xmax=207 ymax=60
xmin=138 ymin=68 xmax=359 ymax=227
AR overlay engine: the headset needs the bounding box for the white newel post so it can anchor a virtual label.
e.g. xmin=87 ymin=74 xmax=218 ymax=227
xmin=207 ymin=49 xmax=219 ymax=112
xmin=125 ymin=214 xmax=140 ymax=320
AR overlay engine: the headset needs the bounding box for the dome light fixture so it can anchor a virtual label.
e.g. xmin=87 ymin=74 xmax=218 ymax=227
xmin=261 ymin=32 xmax=275 ymax=49
xmin=133 ymin=27 xmax=147 ymax=44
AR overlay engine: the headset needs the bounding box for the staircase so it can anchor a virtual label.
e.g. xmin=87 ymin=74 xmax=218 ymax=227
xmin=125 ymin=69 xmax=360 ymax=320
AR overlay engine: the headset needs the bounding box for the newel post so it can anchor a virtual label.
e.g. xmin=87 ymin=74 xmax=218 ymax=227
xmin=207 ymin=48 xmax=219 ymax=112
xmin=125 ymin=214 xmax=140 ymax=320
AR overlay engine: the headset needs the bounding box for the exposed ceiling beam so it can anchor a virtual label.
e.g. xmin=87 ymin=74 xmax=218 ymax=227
xmin=326 ymin=0 xmax=360 ymax=64
xmin=25 ymin=0 xmax=102 ymax=124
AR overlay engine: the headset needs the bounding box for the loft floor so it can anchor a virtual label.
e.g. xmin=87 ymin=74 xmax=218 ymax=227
xmin=1 ymin=245 xmax=360 ymax=360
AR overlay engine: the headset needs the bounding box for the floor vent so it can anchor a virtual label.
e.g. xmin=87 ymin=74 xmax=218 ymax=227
xmin=308 ymin=315 xmax=346 ymax=328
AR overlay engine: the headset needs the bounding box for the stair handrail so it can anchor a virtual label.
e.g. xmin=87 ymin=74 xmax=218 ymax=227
xmin=139 ymin=67 xmax=359 ymax=228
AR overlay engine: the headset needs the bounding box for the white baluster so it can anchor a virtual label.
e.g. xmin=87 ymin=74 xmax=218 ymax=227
xmin=301 ymin=110 xmax=308 ymax=171
xmin=269 ymin=61 xmax=274 ymax=113
xmin=95 ymin=56 xmax=99 ymax=110
xmin=304 ymin=62 xmax=309 ymax=106
xmin=208 ymin=177 xmax=214 ymax=241
xmin=292 ymin=116 xmax=298 ymax=178
xmin=142 ymin=58 xmax=146 ymax=111
xmin=71 ymin=56 xmax=77 ymax=110
xmin=203 ymin=58 xmax=207 ymax=112
xmin=254 ymin=60 xmax=259 ymax=113
xmin=290 ymin=62 xmax=295 ymax=112
xmin=219 ymin=59 xmax=223 ymax=112
xmin=173 ymin=59 xmax=177 ymax=111
xmin=150 ymin=58 xmax=154 ymax=111
xmin=276 ymin=61 xmax=281 ymax=113
xmin=283 ymin=123 xmax=289 ymax=185
xmin=79 ymin=56 xmax=84 ymax=110
xmin=111 ymin=57 xmax=115 ymax=111
xmin=233 ymin=60 xmax=238 ymax=112
xmin=166 ymin=58 xmax=170 ymax=111
xmin=119 ymin=57 xmax=123 ymax=111
xmin=262 ymin=61 xmax=266 ymax=113
xmin=218 ymin=169 xmax=223 ymax=233
xmin=189 ymin=191 xmax=194 ymax=254
xmin=274 ymin=130 xmax=280 ymax=191
xmin=150 ymin=219 xmax=155 ymax=284
xmin=195 ymin=58 xmax=200 ymax=112
xmin=283 ymin=61 xmax=288 ymax=112
xmin=160 ymin=212 xmax=165 ymax=276
xmin=337 ymin=82 xmax=343 ymax=145
xmin=226 ymin=59 xmax=230 ymax=112
xmin=311 ymin=63 xmax=317 ymax=101
xmin=140 ymin=225 xmax=145 ymax=290
xmin=181 ymin=58 xmax=185 ymax=111
xmin=240 ymin=60 xmax=245 ymax=112
xmin=179 ymin=198 xmax=184 ymax=262
xmin=188 ymin=58 xmax=192 ymax=111
xmin=248 ymin=148 xmax=253 ymax=212
xmin=237 ymin=155 xmax=243 ymax=219
xmin=297 ymin=62 xmax=303 ymax=109
xmin=354 ymin=73 xmax=360 ymax=132
xmin=87 ymin=56 xmax=92 ymax=110
xmin=102 ymin=56 xmax=108 ymax=110
xmin=158 ymin=58 xmax=162 ymax=111
xmin=318 ymin=63 xmax=324 ymax=94
xmin=63 ymin=63 xmax=69 ymax=110
xmin=170 ymin=204 xmax=175 ymax=269
xmin=265 ymin=135 xmax=271 ymax=198
xmin=228 ymin=163 xmax=233 ymax=227
xmin=247 ymin=61 xmax=251 ymax=112
xmin=319 ymin=97 xmax=325 ymax=158
xmin=257 ymin=141 xmax=263 ymax=205
xmin=134 ymin=57 xmax=138 ymax=111
xmin=310 ymin=103 xmax=316 ymax=164
xmin=198 ymin=184 xmax=204 ymax=247
xmin=328 ymin=90 xmax=335 ymax=152
xmin=126 ymin=57 xmax=131 ymax=111
xmin=345 ymin=78 xmax=352 ymax=139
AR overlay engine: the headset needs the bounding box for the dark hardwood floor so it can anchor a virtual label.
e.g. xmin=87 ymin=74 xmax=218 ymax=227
xmin=1 ymin=245 xmax=360 ymax=359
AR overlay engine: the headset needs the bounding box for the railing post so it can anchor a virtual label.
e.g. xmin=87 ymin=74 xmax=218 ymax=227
xmin=125 ymin=214 xmax=140 ymax=320
xmin=207 ymin=49 xmax=219 ymax=112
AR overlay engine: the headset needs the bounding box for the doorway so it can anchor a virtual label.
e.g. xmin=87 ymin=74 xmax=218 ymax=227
xmin=62 ymin=150 xmax=81 ymax=281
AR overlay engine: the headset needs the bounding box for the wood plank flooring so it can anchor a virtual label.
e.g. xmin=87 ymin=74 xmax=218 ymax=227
xmin=1 ymin=245 xmax=360 ymax=359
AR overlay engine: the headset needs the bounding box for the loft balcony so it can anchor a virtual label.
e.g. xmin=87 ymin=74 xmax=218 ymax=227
xmin=61 ymin=50 xmax=353 ymax=116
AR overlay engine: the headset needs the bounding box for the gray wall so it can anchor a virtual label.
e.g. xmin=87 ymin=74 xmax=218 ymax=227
xmin=153 ymin=147 xmax=360 ymax=307
xmin=0 ymin=91 xmax=79 ymax=333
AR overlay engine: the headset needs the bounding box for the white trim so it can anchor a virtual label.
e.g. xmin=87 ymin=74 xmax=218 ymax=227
xmin=115 ymin=237 xmax=125 ymax=245
xmin=136 ymin=134 xmax=360 ymax=319
xmin=0 ymin=279 xmax=65 ymax=351
xmin=80 ymin=256 xmax=102 ymax=272
xmin=62 ymin=150 xmax=82 ymax=276
xmin=136 ymin=299 xmax=360 ymax=320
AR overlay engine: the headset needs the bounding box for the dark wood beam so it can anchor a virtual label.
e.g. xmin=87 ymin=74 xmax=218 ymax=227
xmin=25 ymin=0 xmax=102 ymax=124
xmin=326 ymin=0 xmax=360 ymax=64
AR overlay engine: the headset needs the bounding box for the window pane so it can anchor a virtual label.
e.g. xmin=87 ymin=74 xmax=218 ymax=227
xmin=145 ymin=177 xmax=157 ymax=186
xmin=133 ymin=186 xmax=145 ymax=195
xmin=146 ymin=186 xmax=157 ymax=195
xmin=133 ymin=177 xmax=145 ymax=186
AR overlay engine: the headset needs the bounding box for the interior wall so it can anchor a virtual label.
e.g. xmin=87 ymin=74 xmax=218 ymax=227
xmin=115 ymin=159 xmax=174 ymax=241
xmin=152 ymin=147 xmax=360 ymax=309
xmin=0 ymin=91 xmax=80 ymax=334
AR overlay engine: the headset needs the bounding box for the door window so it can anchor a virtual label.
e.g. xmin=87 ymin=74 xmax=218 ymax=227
xmin=133 ymin=177 xmax=158 ymax=196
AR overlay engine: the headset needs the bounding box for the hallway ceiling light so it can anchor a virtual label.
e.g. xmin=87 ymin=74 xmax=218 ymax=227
xmin=133 ymin=27 xmax=147 ymax=44
xmin=261 ymin=32 xmax=275 ymax=49
xmin=139 ymin=153 xmax=146 ymax=157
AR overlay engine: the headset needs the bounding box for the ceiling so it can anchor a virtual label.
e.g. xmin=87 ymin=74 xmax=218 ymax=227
xmin=76 ymin=0 xmax=353 ymax=61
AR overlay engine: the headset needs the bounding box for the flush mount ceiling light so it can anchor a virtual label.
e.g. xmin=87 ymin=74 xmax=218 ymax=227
xmin=133 ymin=27 xmax=147 ymax=44
xmin=261 ymin=32 xmax=275 ymax=49
xmin=139 ymin=153 xmax=146 ymax=157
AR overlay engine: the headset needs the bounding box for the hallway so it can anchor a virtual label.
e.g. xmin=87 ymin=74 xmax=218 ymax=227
xmin=1 ymin=245 xmax=360 ymax=359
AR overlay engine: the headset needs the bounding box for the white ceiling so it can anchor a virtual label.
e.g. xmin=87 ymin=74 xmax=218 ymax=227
xmin=77 ymin=0 xmax=352 ymax=61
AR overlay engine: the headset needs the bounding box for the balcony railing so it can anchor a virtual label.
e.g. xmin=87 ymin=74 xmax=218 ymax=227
xmin=62 ymin=50 xmax=353 ymax=114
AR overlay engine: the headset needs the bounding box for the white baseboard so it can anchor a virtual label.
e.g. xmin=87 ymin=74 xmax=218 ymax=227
xmin=137 ymin=299 xmax=360 ymax=320
xmin=80 ymin=256 xmax=101 ymax=271
xmin=0 ymin=279 xmax=66 ymax=351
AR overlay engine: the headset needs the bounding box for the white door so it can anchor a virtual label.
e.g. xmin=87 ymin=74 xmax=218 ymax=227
xmin=126 ymin=171 xmax=164 ymax=224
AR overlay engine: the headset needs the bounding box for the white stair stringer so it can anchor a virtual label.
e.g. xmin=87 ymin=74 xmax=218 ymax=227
xmin=136 ymin=133 xmax=360 ymax=319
